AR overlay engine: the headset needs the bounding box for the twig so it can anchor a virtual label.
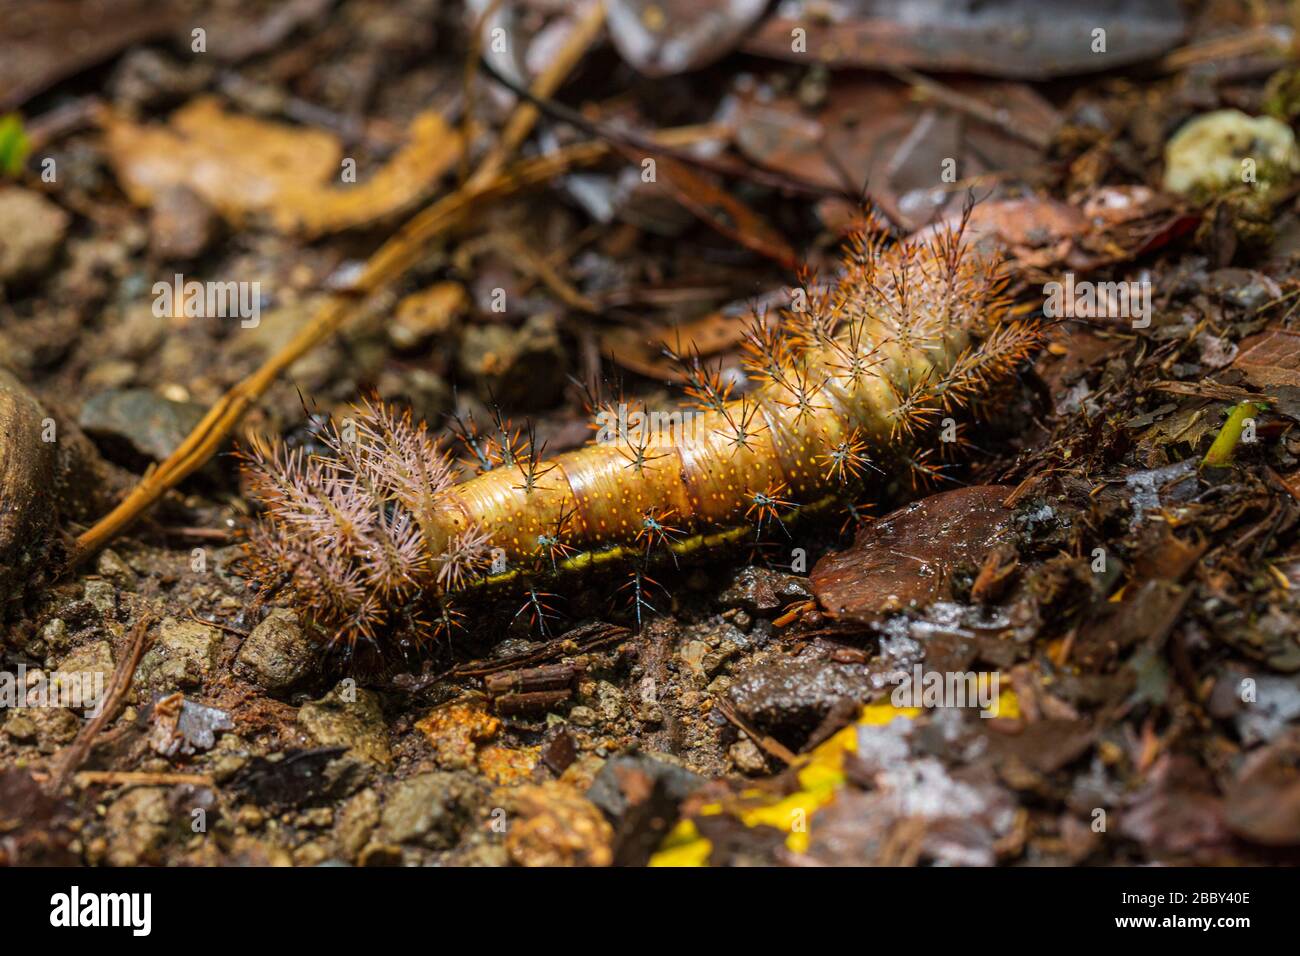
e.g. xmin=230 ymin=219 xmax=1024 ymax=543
xmin=1151 ymin=379 xmax=1269 ymax=402
xmin=477 ymin=54 xmax=854 ymax=201
xmin=187 ymin=609 xmax=249 ymax=638
xmin=50 ymin=614 xmax=155 ymax=792
xmin=75 ymin=770 xmax=215 ymax=789
xmin=1157 ymin=25 xmax=1291 ymax=73
xmin=887 ymin=66 xmax=1053 ymax=151
xmin=713 ymin=697 xmax=797 ymax=765
xmin=468 ymin=1 xmax=607 ymax=190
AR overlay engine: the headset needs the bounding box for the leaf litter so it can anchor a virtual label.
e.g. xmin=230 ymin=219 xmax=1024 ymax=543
xmin=3 ymin=0 xmax=1300 ymax=869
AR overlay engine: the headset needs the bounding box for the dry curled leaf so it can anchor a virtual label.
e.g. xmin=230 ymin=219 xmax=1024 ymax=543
xmin=104 ymin=97 xmax=464 ymax=237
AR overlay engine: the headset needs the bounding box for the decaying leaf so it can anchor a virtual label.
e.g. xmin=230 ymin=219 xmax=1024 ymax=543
xmin=104 ymin=97 xmax=464 ymax=237
xmin=1233 ymin=328 xmax=1300 ymax=389
xmin=1224 ymin=729 xmax=1300 ymax=846
xmin=742 ymin=0 xmax=1187 ymax=79
xmin=732 ymin=77 xmax=1057 ymax=229
xmin=651 ymin=155 xmax=799 ymax=267
xmin=811 ymin=486 xmax=1015 ymax=621
xmin=0 ymin=0 xmax=178 ymax=110
xmin=600 ymin=290 xmax=788 ymax=382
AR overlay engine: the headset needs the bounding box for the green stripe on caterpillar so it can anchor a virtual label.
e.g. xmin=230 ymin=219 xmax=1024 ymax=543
xmin=240 ymin=209 xmax=1040 ymax=650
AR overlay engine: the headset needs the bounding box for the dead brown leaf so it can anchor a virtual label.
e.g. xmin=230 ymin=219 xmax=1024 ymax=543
xmin=104 ymin=97 xmax=464 ymax=237
xmin=811 ymin=485 xmax=1014 ymax=621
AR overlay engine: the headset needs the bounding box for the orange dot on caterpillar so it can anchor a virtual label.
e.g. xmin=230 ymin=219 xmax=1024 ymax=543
xmin=240 ymin=208 xmax=1038 ymax=649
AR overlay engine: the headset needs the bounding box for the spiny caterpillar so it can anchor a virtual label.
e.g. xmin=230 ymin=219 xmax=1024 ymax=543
xmin=241 ymin=210 xmax=1038 ymax=653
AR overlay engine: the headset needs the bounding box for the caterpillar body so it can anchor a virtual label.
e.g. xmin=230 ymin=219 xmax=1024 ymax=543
xmin=242 ymin=212 xmax=1038 ymax=651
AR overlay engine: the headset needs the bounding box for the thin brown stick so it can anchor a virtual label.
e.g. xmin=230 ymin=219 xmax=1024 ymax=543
xmin=51 ymin=614 xmax=155 ymax=792
xmin=887 ymin=67 xmax=1053 ymax=151
xmin=468 ymin=1 xmax=607 ymax=189
xmin=75 ymin=770 xmax=216 ymax=789
xmin=713 ymin=697 xmax=797 ymax=765
xmin=478 ymin=54 xmax=853 ymax=201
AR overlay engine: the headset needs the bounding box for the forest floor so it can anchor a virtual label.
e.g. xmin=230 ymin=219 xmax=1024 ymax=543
xmin=4 ymin=0 xmax=1300 ymax=866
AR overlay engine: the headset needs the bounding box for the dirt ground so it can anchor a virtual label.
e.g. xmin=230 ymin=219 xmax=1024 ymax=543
xmin=4 ymin=0 xmax=1300 ymax=867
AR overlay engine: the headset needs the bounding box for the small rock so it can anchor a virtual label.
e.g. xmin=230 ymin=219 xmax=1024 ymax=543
xmin=568 ymin=705 xmax=598 ymax=727
xmin=1165 ymin=109 xmax=1300 ymax=196
xmin=40 ymin=618 xmax=71 ymax=656
xmin=728 ymin=659 xmax=873 ymax=749
xmin=135 ymin=617 xmax=221 ymax=691
xmin=377 ymin=772 xmax=477 ymax=848
xmin=414 ymin=699 xmax=500 ymax=770
xmin=0 ymin=367 xmax=58 ymax=608
xmin=235 ymin=609 xmax=318 ymax=692
xmin=0 ymin=187 xmax=68 ymax=283
xmin=298 ymin=682 xmax=391 ymax=766
xmin=3 ymin=707 xmax=79 ymax=752
xmin=718 ymin=566 xmax=811 ymax=616
xmin=586 ymin=753 xmax=704 ymax=820
xmin=104 ymin=304 xmax=166 ymax=360
xmin=105 ymin=787 xmax=172 ymax=866
xmin=702 ymin=642 xmax=739 ymax=677
xmin=292 ymin=841 xmax=332 ymax=867
xmin=82 ymin=578 xmax=117 ymax=619
xmin=476 ymin=744 xmax=539 ymax=785
xmin=505 ymin=782 xmax=613 ymax=867
xmin=148 ymin=693 xmax=233 ymax=756
xmin=389 ymin=281 xmax=466 ymax=350
xmin=297 ymin=806 xmax=334 ymax=828
xmin=237 ymin=804 xmax=265 ymax=829
xmin=459 ymin=312 xmax=566 ymax=407
xmin=444 ymin=836 xmax=511 ymax=867
xmin=82 ymin=359 xmax=139 ymax=392
xmin=95 ymin=549 xmax=138 ymax=591
xmin=593 ymin=681 xmax=624 ymax=722
xmin=333 ymin=788 xmax=381 ymax=862
xmin=678 ymin=640 xmax=711 ymax=681
xmin=729 ymin=738 xmax=768 ymax=774
xmin=210 ymin=750 xmax=248 ymax=784
xmin=56 ymin=640 xmax=115 ymax=685
xmin=149 ymin=185 xmax=218 ymax=260
xmin=79 ymin=388 xmax=207 ymax=464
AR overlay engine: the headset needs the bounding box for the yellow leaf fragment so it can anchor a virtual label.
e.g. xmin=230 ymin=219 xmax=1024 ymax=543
xmin=104 ymin=97 xmax=463 ymax=237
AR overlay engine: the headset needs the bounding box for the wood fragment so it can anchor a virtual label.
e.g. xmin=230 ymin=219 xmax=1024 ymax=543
xmin=74 ymin=770 xmax=216 ymax=789
xmin=713 ymin=697 xmax=797 ymax=765
xmin=50 ymin=614 xmax=155 ymax=793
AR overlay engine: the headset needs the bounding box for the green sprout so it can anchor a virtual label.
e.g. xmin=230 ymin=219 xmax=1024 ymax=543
xmin=0 ymin=114 xmax=31 ymax=178
xmin=1202 ymin=400 xmax=1269 ymax=468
